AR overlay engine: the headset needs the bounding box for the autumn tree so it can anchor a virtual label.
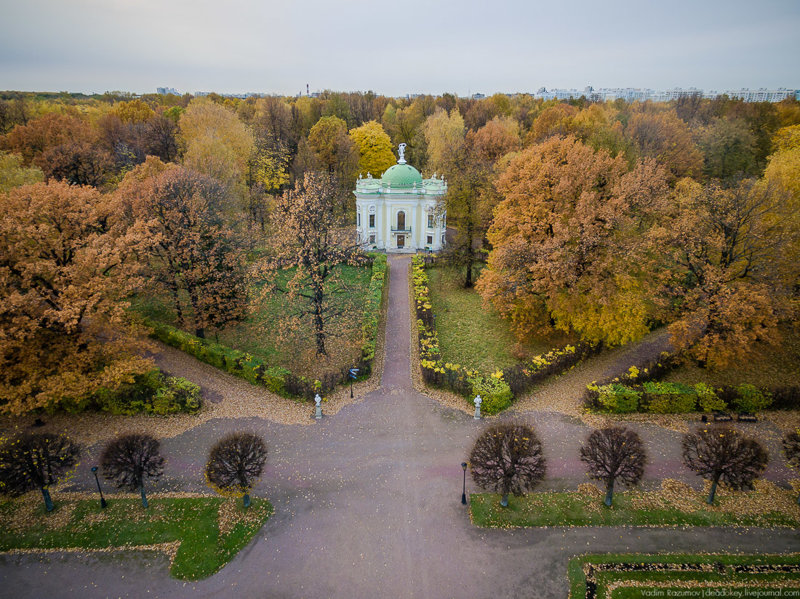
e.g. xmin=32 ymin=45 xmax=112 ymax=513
xmin=262 ymin=172 xmax=367 ymax=356
xmin=477 ymin=136 xmax=669 ymax=345
xmin=698 ymin=117 xmax=758 ymax=180
xmin=525 ymin=102 xmax=579 ymax=144
xmin=423 ymin=108 xmax=465 ymax=175
xmin=1 ymin=112 xmax=91 ymax=166
xmin=783 ymin=432 xmax=800 ymax=505
xmin=178 ymin=98 xmax=254 ymax=214
xmin=100 ymin=433 xmax=164 ymax=508
xmin=580 ymin=427 xmax=646 ymax=507
xmin=0 ymin=151 xmax=43 ymax=193
xmin=40 ymin=141 xmax=113 ymax=186
xmin=115 ymin=159 xmax=248 ymax=339
xmin=650 ymin=177 xmax=793 ymax=368
xmin=469 ymin=423 xmax=546 ymax=508
xmin=0 ymin=181 xmax=152 ymax=415
xmin=467 ymin=116 xmax=521 ymax=163
xmin=349 ymin=120 xmax=395 ymax=177
xmin=625 ymin=109 xmax=703 ymax=182
xmin=0 ymin=433 xmax=80 ymax=512
xmin=306 ymin=115 xmax=359 ymax=210
xmin=205 ymin=433 xmax=268 ymax=508
xmin=681 ymin=426 xmax=767 ymax=504
xmin=111 ymin=99 xmax=155 ymax=124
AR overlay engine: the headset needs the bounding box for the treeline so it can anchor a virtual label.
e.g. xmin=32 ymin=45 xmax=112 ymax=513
xmin=1 ymin=90 xmax=799 ymax=415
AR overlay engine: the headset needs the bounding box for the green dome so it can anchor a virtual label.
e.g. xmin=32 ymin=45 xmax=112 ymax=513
xmin=381 ymin=163 xmax=423 ymax=188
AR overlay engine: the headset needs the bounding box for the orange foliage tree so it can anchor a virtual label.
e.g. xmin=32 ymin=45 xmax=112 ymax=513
xmin=0 ymin=181 xmax=151 ymax=415
xmin=116 ymin=158 xmax=248 ymax=340
xmin=476 ymin=136 xmax=669 ymax=346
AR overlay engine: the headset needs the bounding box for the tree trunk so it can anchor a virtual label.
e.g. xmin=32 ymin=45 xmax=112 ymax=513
xmin=188 ymin=287 xmax=205 ymax=339
xmin=464 ymin=221 xmax=475 ymax=289
xmin=140 ymin=485 xmax=149 ymax=509
xmin=312 ymin=279 xmax=327 ymax=356
xmin=500 ymin=493 xmax=509 ymax=507
xmin=168 ymin=279 xmax=184 ymax=327
xmin=707 ymin=475 xmax=719 ymax=505
xmin=604 ymin=478 xmax=615 ymax=507
xmin=40 ymin=487 xmax=54 ymax=512
xmin=243 ymin=493 xmax=251 ymax=508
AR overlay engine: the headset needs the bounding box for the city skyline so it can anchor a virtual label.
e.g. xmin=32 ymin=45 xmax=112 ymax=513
xmin=0 ymin=0 xmax=798 ymax=97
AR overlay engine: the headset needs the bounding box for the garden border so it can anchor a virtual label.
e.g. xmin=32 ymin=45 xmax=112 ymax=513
xmin=412 ymin=255 xmax=600 ymax=414
xmin=145 ymin=254 xmax=387 ymax=401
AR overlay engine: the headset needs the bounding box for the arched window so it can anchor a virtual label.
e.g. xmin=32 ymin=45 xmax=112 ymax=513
xmin=397 ymin=210 xmax=406 ymax=230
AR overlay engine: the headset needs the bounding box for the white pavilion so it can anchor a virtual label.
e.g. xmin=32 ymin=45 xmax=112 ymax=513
xmin=353 ymin=144 xmax=447 ymax=253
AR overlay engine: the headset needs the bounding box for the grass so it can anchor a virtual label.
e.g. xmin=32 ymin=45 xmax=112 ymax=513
xmin=0 ymin=494 xmax=272 ymax=580
xmin=568 ymin=553 xmax=800 ymax=598
xmin=661 ymin=324 xmax=800 ymax=389
xmin=469 ymin=481 xmax=800 ymax=529
xmin=426 ymin=265 xmax=575 ymax=371
xmin=132 ymin=264 xmax=372 ymax=377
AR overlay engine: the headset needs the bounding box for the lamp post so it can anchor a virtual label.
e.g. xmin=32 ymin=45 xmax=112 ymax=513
xmin=91 ymin=466 xmax=107 ymax=509
xmin=461 ymin=462 xmax=468 ymax=505
xmin=349 ymin=368 xmax=359 ymax=398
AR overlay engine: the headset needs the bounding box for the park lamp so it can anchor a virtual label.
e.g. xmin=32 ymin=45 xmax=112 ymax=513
xmin=91 ymin=466 xmax=107 ymax=509
xmin=461 ymin=462 xmax=468 ymax=505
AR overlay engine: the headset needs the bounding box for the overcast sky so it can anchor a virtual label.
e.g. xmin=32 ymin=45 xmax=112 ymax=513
xmin=1 ymin=0 xmax=798 ymax=96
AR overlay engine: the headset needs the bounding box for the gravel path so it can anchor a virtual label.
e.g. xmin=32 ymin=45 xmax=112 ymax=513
xmin=512 ymin=328 xmax=673 ymax=416
xmin=1 ymin=255 xmax=798 ymax=599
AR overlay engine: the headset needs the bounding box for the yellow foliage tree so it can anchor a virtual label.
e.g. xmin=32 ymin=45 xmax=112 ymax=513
xmin=178 ymin=98 xmax=254 ymax=212
xmin=111 ymin=100 xmax=155 ymax=124
xmin=348 ymin=120 xmax=395 ymax=177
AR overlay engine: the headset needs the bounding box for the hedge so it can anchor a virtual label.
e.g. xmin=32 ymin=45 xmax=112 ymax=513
xmin=148 ymin=254 xmax=387 ymax=401
xmin=413 ymin=256 xmax=597 ymax=414
xmin=585 ymin=380 xmax=779 ymax=415
xmin=56 ymin=369 xmax=201 ymax=416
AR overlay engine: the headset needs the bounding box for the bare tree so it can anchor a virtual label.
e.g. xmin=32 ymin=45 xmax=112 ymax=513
xmin=580 ymin=427 xmax=646 ymax=507
xmin=100 ymin=433 xmax=164 ymax=508
xmin=0 ymin=433 xmax=80 ymax=511
xmin=205 ymin=433 xmax=268 ymax=508
xmin=468 ymin=422 xmax=546 ymax=507
xmin=783 ymin=432 xmax=800 ymax=505
xmin=682 ymin=426 xmax=768 ymax=504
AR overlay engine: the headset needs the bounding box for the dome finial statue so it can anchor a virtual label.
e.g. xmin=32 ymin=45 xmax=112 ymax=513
xmin=397 ymin=143 xmax=407 ymax=164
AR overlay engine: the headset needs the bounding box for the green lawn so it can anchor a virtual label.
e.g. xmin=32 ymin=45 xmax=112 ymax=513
xmin=568 ymin=553 xmax=800 ymax=599
xmin=426 ymin=265 xmax=575 ymax=371
xmin=469 ymin=485 xmax=800 ymax=529
xmin=661 ymin=324 xmax=800 ymax=389
xmin=133 ymin=264 xmax=372 ymax=377
xmin=0 ymin=495 xmax=272 ymax=580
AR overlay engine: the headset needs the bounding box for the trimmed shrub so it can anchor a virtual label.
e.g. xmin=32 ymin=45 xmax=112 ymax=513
xmin=771 ymin=386 xmax=800 ymax=410
xmin=469 ymin=375 xmax=513 ymax=415
xmin=734 ymin=384 xmax=772 ymax=413
xmin=695 ymin=383 xmax=727 ymax=413
xmin=643 ymin=381 xmax=697 ymax=414
xmin=597 ymin=384 xmax=640 ymax=413
xmin=84 ymin=370 xmax=201 ymax=416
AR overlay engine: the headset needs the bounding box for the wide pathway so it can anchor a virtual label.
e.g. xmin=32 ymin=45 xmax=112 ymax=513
xmin=1 ymin=255 xmax=798 ymax=599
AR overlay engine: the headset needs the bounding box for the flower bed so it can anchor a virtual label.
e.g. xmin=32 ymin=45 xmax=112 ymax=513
xmin=568 ymin=553 xmax=800 ymax=599
xmin=149 ymin=254 xmax=387 ymax=401
xmin=412 ymin=256 xmax=598 ymax=414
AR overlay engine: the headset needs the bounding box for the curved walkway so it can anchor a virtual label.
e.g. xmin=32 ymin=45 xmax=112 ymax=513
xmin=1 ymin=255 xmax=798 ymax=599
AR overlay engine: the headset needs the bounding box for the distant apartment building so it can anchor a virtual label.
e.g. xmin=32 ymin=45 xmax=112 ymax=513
xmin=156 ymin=87 xmax=178 ymax=95
xmin=532 ymin=86 xmax=798 ymax=103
